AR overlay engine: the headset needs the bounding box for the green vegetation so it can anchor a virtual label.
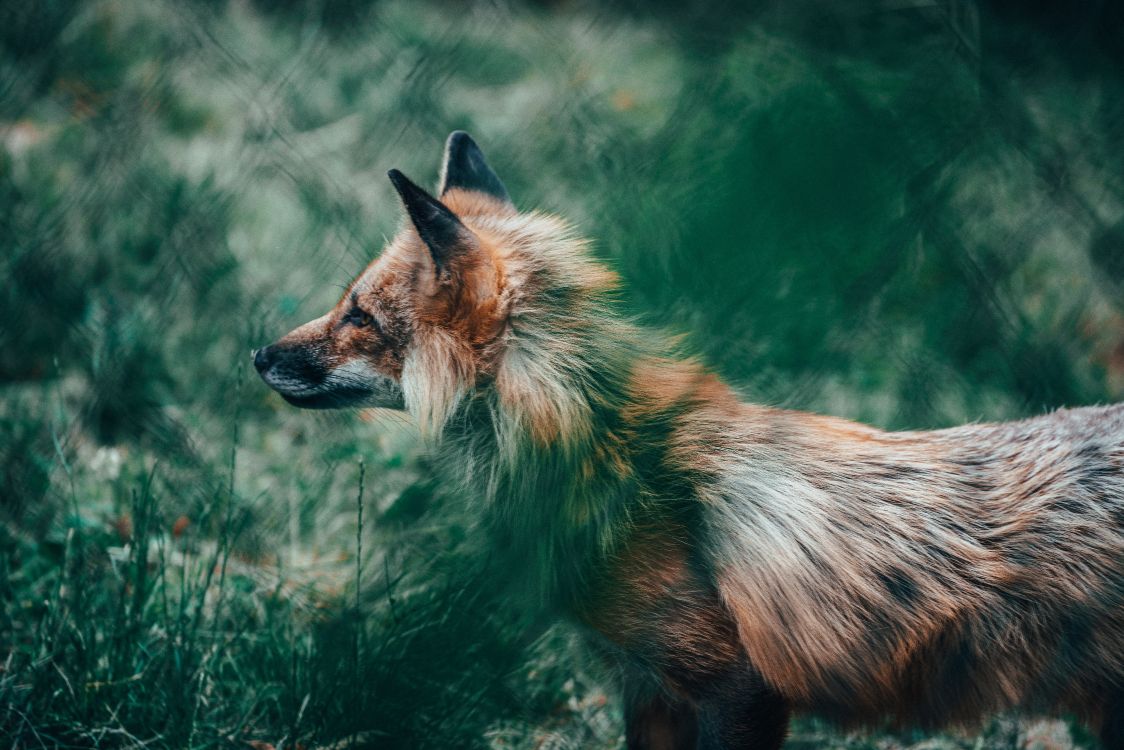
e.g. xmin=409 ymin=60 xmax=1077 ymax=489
xmin=2 ymin=1 xmax=1121 ymax=747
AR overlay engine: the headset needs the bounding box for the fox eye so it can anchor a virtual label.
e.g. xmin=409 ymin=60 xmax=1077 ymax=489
xmin=346 ymin=308 xmax=376 ymax=329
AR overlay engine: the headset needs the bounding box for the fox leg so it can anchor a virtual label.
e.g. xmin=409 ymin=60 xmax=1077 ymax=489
xmin=624 ymin=688 xmax=699 ymax=750
xmin=694 ymin=669 xmax=790 ymax=750
xmin=593 ymin=645 xmax=699 ymax=750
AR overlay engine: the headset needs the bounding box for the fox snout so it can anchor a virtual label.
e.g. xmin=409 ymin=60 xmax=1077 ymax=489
xmin=252 ymin=341 xmax=404 ymax=411
xmin=253 ymin=343 xmax=324 ymax=388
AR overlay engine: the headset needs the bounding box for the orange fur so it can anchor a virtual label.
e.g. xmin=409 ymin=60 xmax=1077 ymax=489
xmin=258 ymin=133 xmax=1124 ymax=749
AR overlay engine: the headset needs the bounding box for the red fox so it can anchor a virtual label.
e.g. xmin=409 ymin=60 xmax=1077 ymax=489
xmin=254 ymin=132 xmax=1124 ymax=749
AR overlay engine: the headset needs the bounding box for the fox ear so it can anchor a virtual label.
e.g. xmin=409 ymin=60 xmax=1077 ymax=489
xmin=387 ymin=168 xmax=478 ymax=275
xmin=438 ymin=131 xmax=511 ymax=205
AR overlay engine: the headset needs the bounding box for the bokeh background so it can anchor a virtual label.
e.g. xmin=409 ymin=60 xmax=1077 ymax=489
xmin=2 ymin=0 xmax=1123 ymax=747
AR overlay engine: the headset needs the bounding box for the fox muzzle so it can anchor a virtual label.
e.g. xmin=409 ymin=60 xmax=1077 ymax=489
xmin=252 ymin=344 xmax=404 ymax=411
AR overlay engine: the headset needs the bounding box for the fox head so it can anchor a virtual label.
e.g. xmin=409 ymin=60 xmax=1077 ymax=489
xmin=253 ymin=131 xmax=512 ymax=414
xmin=254 ymin=131 xmax=617 ymax=439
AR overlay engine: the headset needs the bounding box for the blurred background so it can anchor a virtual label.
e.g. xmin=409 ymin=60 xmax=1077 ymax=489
xmin=2 ymin=0 xmax=1123 ymax=747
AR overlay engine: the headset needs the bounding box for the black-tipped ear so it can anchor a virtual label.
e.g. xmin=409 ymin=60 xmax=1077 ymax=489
xmin=438 ymin=131 xmax=511 ymax=205
xmin=387 ymin=168 xmax=476 ymax=274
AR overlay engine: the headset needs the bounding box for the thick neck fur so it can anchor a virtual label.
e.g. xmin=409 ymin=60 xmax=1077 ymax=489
xmin=408 ymin=209 xmax=680 ymax=602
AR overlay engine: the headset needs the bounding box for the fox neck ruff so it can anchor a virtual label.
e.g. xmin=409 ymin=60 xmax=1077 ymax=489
xmin=405 ymin=211 xmax=692 ymax=601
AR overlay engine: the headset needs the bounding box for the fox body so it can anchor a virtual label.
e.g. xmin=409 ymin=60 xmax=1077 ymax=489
xmin=255 ymin=132 xmax=1124 ymax=749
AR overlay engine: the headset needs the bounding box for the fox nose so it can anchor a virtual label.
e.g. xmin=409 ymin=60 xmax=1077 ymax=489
xmin=252 ymin=346 xmax=272 ymax=374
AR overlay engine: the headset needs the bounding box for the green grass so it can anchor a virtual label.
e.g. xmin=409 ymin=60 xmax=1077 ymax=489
xmin=0 ymin=384 xmax=572 ymax=747
xmin=2 ymin=0 xmax=1122 ymax=747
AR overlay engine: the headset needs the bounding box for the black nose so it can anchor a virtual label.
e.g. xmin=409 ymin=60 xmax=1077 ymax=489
xmin=253 ymin=346 xmax=272 ymax=373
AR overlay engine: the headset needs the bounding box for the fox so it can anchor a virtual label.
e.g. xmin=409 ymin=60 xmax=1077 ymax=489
xmin=254 ymin=131 xmax=1124 ymax=749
